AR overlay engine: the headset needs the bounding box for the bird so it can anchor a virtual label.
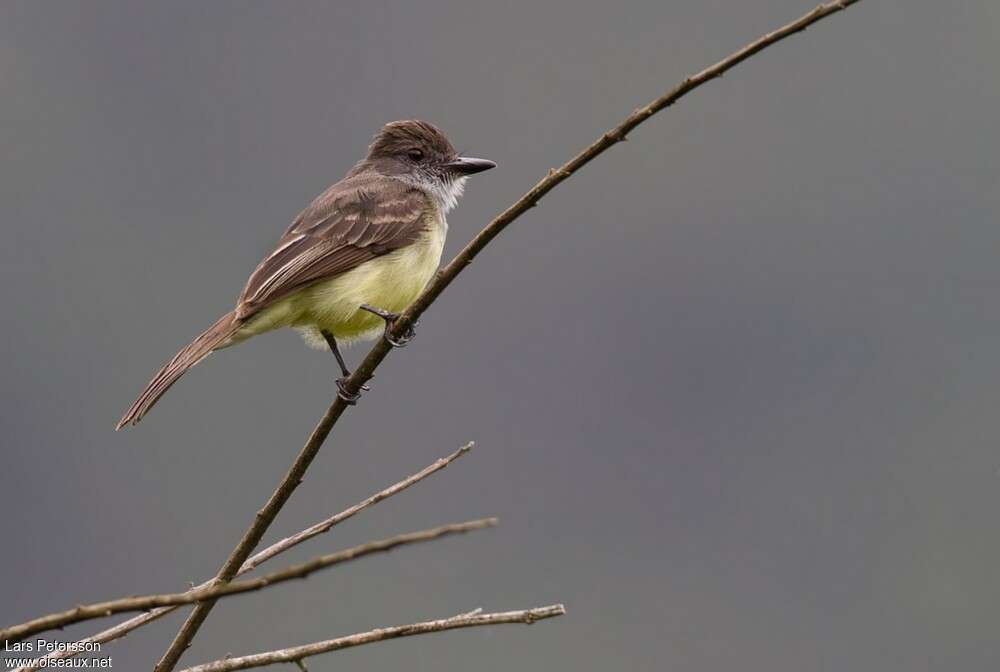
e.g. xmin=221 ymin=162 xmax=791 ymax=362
xmin=116 ymin=120 xmax=495 ymax=429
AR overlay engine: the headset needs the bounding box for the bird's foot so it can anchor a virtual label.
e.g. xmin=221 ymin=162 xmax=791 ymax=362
xmin=336 ymin=377 xmax=370 ymax=405
xmin=360 ymin=303 xmax=418 ymax=348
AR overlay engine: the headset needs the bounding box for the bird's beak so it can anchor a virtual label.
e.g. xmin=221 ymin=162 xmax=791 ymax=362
xmin=444 ymin=156 xmax=497 ymax=175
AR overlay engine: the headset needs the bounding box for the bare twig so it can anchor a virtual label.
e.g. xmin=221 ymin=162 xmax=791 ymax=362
xmin=176 ymin=605 xmax=567 ymax=672
xmin=155 ymin=3 xmax=862 ymax=669
xmin=238 ymin=442 xmax=475 ymax=574
xmin=2 ymin=519 xmax=493 ymax=645
xmin=14 ymin=444 xmax=472 ymax=672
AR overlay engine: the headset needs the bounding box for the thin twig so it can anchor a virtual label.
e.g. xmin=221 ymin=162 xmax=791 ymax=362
xmin=176 ymin=605 xmax=567 ymax=672
xmin=1 ymin=519 xmax=494 ymax=645
xmin=13 ymin=444 xmax=472 ymax=672
xmin=240 ymin=442 xmax=474 ymax=574
xmin=155 ymin=3 xmax=862 ymax=669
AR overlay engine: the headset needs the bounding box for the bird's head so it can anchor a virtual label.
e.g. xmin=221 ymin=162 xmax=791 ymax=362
xmin=361 ymin=119 xmax=496 ymax=212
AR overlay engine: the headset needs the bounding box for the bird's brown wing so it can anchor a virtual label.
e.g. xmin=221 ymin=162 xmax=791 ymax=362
xmin=235 ymin=175 xmax=429 ymax=321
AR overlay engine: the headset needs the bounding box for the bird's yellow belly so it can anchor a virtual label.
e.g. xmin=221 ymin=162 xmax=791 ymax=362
xmin=230 ymin=218 xmax=446 ymax=350
xmin=243 ymin=223 xmax=446 ymax=348
xmin=303 ymin=239 xmax=441 ymax=340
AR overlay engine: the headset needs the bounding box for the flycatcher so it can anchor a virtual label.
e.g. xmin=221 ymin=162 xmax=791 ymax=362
xmin=117 ymin=120 xmax=495 ymax=429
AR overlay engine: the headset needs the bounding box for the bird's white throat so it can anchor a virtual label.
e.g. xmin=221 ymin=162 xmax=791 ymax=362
xmin=400 ymin=174 xmax=468 ymax=215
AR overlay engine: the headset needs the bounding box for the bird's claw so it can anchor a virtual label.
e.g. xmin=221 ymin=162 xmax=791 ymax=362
xmin=384 ymin=321 xmax=417 ymax=348
xmin=360 ymin=303 xmax=418 ymax=348
xmin=336 ymin=377 xmax=369 ymax=405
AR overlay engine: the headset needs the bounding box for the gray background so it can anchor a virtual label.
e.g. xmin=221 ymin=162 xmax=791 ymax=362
xmin=3 ymin=1 xmax=999 ymax=670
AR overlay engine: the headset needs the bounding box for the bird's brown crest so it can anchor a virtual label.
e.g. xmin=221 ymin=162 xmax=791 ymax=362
xmin=367 ymin=120 xmax=456 ymax=160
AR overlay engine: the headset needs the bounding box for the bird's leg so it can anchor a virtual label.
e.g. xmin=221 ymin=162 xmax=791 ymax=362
xmin=359 ymin=303 xmax=418 ymax=347
xmin=322 ymin=330 xmax=369 ymax=404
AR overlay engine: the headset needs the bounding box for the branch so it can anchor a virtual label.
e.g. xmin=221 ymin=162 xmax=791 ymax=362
xmin=2 ymin=519 xmax=493 ymax=645
xmin=13 ymin=443 xmax=471 ymax=671
xmin=238 ymin=442 xmax=474 ymax=574
xmin=155 ymin=3 xmax=862 ymax=669
xmin=176 ymin=605 xmax=567 ymax=672
xmin=14 ymin=441 xmax=475 ymax=672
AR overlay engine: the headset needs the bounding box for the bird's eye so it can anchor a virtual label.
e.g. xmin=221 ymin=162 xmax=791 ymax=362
xmin=407 ymin=148 xmax=424 ymax=161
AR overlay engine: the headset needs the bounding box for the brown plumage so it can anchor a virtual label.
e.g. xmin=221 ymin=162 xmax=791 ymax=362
xmin=116 ymin=312 xmax=241 ymax=430
xmin=116 ymin=119 xmax=499 ymax=430
xmin=236 ymin=179 xmax=427 ymax=318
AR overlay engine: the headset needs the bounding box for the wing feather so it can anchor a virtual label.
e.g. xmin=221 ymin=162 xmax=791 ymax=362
xmin=236 ymin=176 xmax=428 ymax=320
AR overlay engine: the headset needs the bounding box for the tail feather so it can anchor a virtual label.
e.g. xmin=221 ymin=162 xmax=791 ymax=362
xmin=116 ymin=311 xmax=240 ymax=430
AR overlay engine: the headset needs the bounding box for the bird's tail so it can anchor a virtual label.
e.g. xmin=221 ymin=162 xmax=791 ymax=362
xmin=116 ymin=311 xmax=240 ymax=430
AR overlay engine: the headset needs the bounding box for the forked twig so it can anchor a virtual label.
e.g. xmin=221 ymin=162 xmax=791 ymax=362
xmin=2 ymin=519 xmax=495 ymax=644
xmin=11 ymin=444 xmax=471 ymax=671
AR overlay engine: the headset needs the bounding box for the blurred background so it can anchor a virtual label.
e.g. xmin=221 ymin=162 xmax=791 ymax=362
xmin=3 ymin=1 xmax=999 ymax=670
